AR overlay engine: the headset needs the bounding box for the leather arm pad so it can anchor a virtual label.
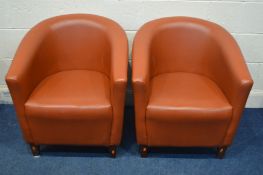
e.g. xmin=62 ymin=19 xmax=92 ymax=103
xmin=213 ymin=29 xmax=253 ymax=108
xmin=108 ymin=26 xmax=128 ymax=144
xmin=6 ymin=26 xmax=48 ymax=105
xmin=212 ymin=29 xmax=253 ymax=145
xmin=132 ymin=28 xmax=152 ymax=144
xmin=5 ymin=26 xmax=48 ymax=142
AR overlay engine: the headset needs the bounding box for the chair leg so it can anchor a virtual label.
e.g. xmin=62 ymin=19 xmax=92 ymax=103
xmin=216 ymin=146 xmax=228 ymax=159
xmin=140 ymin=145 xmax=148 ymax=158
xmin=108 ymin=146 xmax=117 ymax=158
xmin=30 ymin=144 xmax=40 ymax=156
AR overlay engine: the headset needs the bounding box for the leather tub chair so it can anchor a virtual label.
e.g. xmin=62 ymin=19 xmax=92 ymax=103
xmin=6 ymin=14 xmax=128 ymax=157
xmin=132 ymin=17 xmax=253 ymax=158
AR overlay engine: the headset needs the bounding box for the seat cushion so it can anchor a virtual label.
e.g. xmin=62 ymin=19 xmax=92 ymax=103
xmin=146 ymin=72 xmax=232 ymax=146
xmin=25 ymin=70 xmax=112 ymax=145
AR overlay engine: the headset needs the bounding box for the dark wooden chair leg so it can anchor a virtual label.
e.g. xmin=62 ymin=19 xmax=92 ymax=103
xmin=109 ymin=146 xmax=117 ymax=158
xmin=30 ymin=144 xmax=40 ymax=156
xmin=216 ymin=146 xmax=228 ymax=159
xmin=140 ymin=145 xmax=148 ymax=158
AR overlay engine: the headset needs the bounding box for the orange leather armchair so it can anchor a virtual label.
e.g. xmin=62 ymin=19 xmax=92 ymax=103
xmin=132 ymin=17 xmax=253 ymax=158
xmin=6 ymin=14 xmax=128 ymax=157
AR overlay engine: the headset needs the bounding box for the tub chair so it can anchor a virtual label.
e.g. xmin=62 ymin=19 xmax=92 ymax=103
xmin=132 ymin=17 xmax=253 ymax=158
xmin=6 ymin=14 xmax=128 ymax=157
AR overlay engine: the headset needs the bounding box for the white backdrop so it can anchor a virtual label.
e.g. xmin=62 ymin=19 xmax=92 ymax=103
xmin=0 ymin=0 xmax=263 ymax=107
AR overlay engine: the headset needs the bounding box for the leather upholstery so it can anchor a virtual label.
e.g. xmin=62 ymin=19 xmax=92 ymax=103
xmin=6 ymin=14 xmax=128 ymax=146
xmin=132 ymin=17 xmax=253 ymax=147
xmin=147 ymin=72 xmax=232 ymax=146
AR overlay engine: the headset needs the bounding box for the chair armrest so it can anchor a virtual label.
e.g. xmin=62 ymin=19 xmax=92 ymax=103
xmin=132 ymin=28 xmax=152 ymax=145
xmin=5 ymin=26 xmax=48 ymax=142
xmin=108 ymin=27 xmax=128 ymax=145
xmin=212 ymin=30 xmax=253 ymax=145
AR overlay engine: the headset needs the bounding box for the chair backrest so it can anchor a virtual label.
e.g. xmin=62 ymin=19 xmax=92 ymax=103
xmin=32 ymin=14 xmax=115 ymax=78
xmin=148 ymin=17 xmax=224 ymax=78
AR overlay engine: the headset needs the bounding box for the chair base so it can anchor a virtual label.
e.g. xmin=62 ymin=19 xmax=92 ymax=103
xmin=139 ymin=145 xmax=148 ymax=158
xmin=108 ymin=146 xmax=117 ymax=158
xmin=139 ymin=145 xmax=228 ymax=159
xmin=216 ymin=146 xmax=228 ymax=159
xmin=29 ymin=144 xmax=117 ymax=157
xmin=30 ymin=144 xmax=40 ymax=156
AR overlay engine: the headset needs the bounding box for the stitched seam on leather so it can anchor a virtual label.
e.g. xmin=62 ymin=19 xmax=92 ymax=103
xmin=145 ymin=109 xmax=149 ymax=145
xmin=109 ymin=104 xmax=114 ymax=146
xmin=152 ymin=71 xmax=231 ymax=105
xmin=23 ymin=105 xmax=36 ymax=144
xmin=220 ymin=109 xmax=233 ymax=147
xmin=28 ymin=69 xmax=111 ymax=105
xmin=221 ymin=85 xmax=244 ymax=145
xmin=145 ymin=80 xmax=153 ymax=145
xmin=153 ymin=71 xmax=215 ymax=83
xmin=42 ymin=69 xmax=110 ymax=82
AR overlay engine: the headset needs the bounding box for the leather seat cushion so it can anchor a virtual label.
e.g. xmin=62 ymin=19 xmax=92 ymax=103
xmin=146 ymin=72 xmax=233 ymax=146
xmin=25 ymin=70 xmax=112 ymax=145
